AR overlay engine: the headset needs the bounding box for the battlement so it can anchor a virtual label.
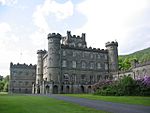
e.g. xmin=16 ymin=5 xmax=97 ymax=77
xmin=61 ymin=44 xmax=107 ymax=53
xmin=10 ymin=62 xmax=36 ymax=69
xmin=67 ymin=31 xmax=86 ymax=40
xmin=37 ymin=50 xmax=47 ymax=54
xmin=105 ymin=41 xmax=118 ymax=47
xmin=47 ymin=33 xmax=61 ymax=39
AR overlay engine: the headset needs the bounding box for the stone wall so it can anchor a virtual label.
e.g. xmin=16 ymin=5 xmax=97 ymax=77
xmin=9 ymin=63 xmax=36 ymax=94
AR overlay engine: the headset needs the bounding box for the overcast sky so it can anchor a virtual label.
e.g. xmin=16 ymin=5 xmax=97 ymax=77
xmin=0 ymin=0 xmax=150 ymax=76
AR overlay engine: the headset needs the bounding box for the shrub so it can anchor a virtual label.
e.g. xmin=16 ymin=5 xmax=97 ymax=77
xmin=93 ymin=76 xmax=150 ymax=96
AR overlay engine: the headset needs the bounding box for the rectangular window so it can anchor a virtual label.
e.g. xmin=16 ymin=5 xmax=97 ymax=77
xmin=97 ymin=63 xmax=101 ymax=69
xmin=105 ymin=54 xmax=107 ymax=60
xmin=82 ymin=62 xmax=86 ymax=69
xmin=62 ymin=51 xmax=66 ymax=56
xmin=72 ymin=61 xmax=76 ymax=68
xmin=97 ymin=54 xmax=100 ymax=59
xmin=62 ymin=60 xmax=67 ymax=67
xmin=90 ymin=62 xmax=94 ymax=69
xmin=105 ymin=63 xmax=108 ymax=70
xmin=73 ymin=51 xmax=76 ymax=57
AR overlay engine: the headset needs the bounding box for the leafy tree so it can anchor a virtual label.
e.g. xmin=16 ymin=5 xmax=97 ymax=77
xmin=0 ymin=81 xmax=4 ymax=91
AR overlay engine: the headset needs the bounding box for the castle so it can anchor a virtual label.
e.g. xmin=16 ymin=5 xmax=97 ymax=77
xmin=34 ymin=31 xmax=118 ymax=94
xmin=9 ymin=31 xmax=118 ymax=94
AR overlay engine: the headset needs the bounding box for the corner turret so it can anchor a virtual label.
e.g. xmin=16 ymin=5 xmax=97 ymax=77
xmin=47 ymin=32 xmax=61 ymax=94
xmin=105 ymin=41 xmax=118 ymax=73
xmin=35 ymin=50 xmax=46 ymax=94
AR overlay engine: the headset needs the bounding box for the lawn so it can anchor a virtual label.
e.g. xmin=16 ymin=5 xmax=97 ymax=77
xmin=63 ymin=94 xmax=150 ymax=106
xmin=0 ymin=94 xmax=106 ymax=113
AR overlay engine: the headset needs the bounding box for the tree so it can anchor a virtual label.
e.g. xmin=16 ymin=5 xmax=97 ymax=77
xmin=0 ymin=81 xmax=4 ymax=91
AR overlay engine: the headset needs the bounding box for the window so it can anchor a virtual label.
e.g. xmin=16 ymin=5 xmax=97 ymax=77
xmin=82 ymin=52 xmax=85 ymax=58
xmin=62 ymin=60 xmax=67 ymax=67
xmin=82 ymin=61 xmax=86 ymax=69
xmin=72 ymin=61 xmax=76 ymax=68
xmin=90 ymin=53 xmax=93 ymax=59
xmin=97 ymin=63 xmax=101 ymax=69
xmin=64 ymin=74 xmax=69 ymax=83
xmin=73 ymin=51 xmax=76 ymax=57
xmin=97 ymin=75 xmax=101 ymax=81
xmin=62 ymin=51 xmax=66 ymax=56
xmin=25 ymin=81 xmax=28 ymax=85
xmin=97 ymin=54 xmax=100 ymax=59
xmin=104 ymin=54 xmax=107 ymax=60
xmin=105 ymin=63 xmax=108 ymax=70
xmin=90 ymin=75 xmax=93 ymax=82
xmin=90 ymin=62 xmax=94 ymax=69
xmin=81 ymin=75 xmax=85 ymax=80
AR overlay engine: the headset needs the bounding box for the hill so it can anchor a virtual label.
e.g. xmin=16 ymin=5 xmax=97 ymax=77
xmin=118 ymin=47 xmax=150 ymax=71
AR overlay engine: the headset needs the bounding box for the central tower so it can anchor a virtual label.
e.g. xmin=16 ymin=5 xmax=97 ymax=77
xmin=47 ymin=33 xmax=61 ymax=94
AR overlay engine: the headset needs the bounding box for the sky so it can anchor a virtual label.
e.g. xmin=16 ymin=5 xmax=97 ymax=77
xmin=0 ymin=0 xmax=150 ymax=76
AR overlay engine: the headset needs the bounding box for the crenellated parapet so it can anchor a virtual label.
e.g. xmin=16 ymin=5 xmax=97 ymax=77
xmin=37 ymin=50 xmax=47 ymax=54
xmin=10 ymin=62 xmax=36 ymax=69
xmin=105 ymin=41 xmax=118 ymax=47
xmin=62 ymin=31 xmax=87 ymax=48
xmin=47 ymin=33 xmax=61 ymax=39
xmin=61 ymin=44 xmax=107 ymax=53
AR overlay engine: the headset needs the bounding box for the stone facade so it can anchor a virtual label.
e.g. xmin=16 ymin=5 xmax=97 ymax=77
xmin=34 ymin=31 xmax=118 ymax=94
xmin=113 ymin=61 xmax=150 ymax=80
xmin=9 ymin=63 xmax=36 ymax=94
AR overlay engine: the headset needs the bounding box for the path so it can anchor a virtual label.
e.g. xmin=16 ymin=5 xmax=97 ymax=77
xmin=48 ymin=94 xmax=150 ymax=113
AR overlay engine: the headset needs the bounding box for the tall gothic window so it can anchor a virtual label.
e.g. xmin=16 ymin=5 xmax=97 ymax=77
xmin=62 ymin=60 xmax=67 ymax=67
xmin=72 ymin=61 xmax=76 ymax=68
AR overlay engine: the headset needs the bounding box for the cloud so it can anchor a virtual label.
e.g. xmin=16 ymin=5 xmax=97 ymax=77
xmin=32 ymin=0 xmax=74 ymax=33
xmin=0 ymin=0 xmax=17 ymax=6
xmin=73 ymin=0 xmax=149 ymax=54
xmin=29 ymin=31 xmax=47 ymax=49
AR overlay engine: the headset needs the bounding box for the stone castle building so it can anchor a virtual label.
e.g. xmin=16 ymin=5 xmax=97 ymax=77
xmin=33 ymin=31 xmax=118 ymax=94
xmin=9 ymin=63 xmax=36 ymax=93
xmin=9 ymin=31 xmax=150 ymax=94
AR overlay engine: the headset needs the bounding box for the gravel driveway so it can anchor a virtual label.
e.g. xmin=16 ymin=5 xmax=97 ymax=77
xmin=48 ymin=95 xmax=150 ymax=113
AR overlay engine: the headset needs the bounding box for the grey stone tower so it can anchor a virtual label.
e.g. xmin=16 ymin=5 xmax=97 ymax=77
xmin=105 ymin=41 xmax=118 ymax=73
xmin=47 ymin=33 xmax=61 ymax=94
xmin=35 ymin=50 xmax=46 ymax=93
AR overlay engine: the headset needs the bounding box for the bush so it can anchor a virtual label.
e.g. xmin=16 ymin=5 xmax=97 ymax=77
xmin=93 ymin=76 xmax=150 ymax=96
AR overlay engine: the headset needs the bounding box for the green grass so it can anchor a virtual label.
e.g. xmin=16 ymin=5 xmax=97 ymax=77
xmin=62 ymin=94 xmax=150 ymax=106
xmin=0 ymin=94 xmax=106 ymax=113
